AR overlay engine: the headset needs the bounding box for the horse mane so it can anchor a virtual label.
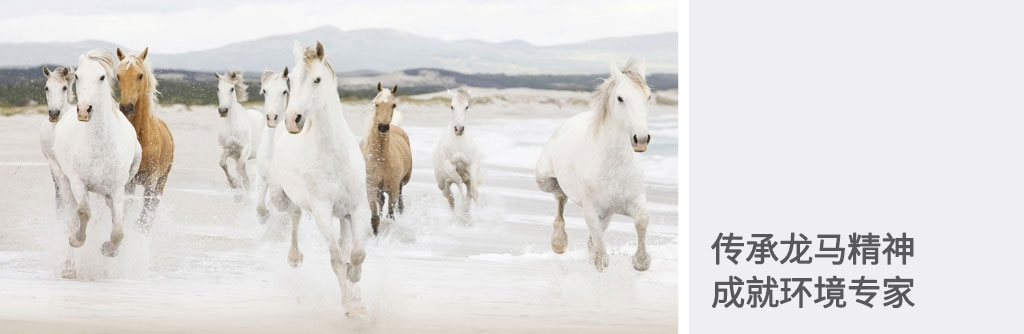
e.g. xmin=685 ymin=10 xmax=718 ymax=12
xmin=302 ymin=46 xmax=335 ymax=78
xmin=453 ymin=86 xmax=471 ymax=105
xmin=223 ymin=71 xmax=249 ymax=102
xmin=591 ymin=57 xmax=650 ymax=130
xmin=119 ymin=54 xmax=160 ymax=103
xmin=83 ymin=49 xmax=117 ymax=90
xmin=48 ymin=66 xmax=77 ymax=104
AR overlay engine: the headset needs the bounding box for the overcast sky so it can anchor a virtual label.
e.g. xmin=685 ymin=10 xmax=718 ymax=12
xmin=0 ymin=0 xmax=678 ymax=53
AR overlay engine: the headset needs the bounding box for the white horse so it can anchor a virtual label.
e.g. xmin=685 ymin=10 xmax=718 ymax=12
xmin=53 ymin=49 xmax=142 ymax=257
xmin=214 ymin=71 xmax=264 ymax=201
xmin=41 ymin=65 xmax=78 ymax=277
xmin=535 ymin=58 xmax=653 ymax=272
xmin=40 ymin=66 xmax=76 ymax=219
xmin=270 ymin=41 xmax=369 ymax=316
xmin=255 ymin=67 xmax=288 ymax=223
xmin=433 ymin=87 xmax=481 ymax=213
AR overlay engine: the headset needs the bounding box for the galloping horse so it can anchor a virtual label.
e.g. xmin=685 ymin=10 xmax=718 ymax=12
xmin=214 ymin=71 xmax=263 ymax=201
xmin=269 ymin=41 xmax=369 ymax=316
xmin=255 ymin=67 xmax=289 ymax=223
xmin=116 ymin=47 xmax=175 ymax=226
xmin=535 ymin=58 xmax=653 ymax=272
xmin=433 ymin=87 xmax=480 ymax=213
xmin=40 ymin=66 xmax=76 ymax=219
xmin=41 ymin=65 xmax=78 ymax=277
xmin=361 ymin=83 xmax=412 ymax=234
xmin=53 ymin=49 xmax=141 ymax=257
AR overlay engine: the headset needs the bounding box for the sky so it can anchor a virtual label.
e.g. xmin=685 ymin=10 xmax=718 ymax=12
xmin=0 ymin=0 xmax=678 ymax=53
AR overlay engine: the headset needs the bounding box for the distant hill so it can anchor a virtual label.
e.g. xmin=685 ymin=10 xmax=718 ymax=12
xmin=0 ymin=66 xmax=677 ymax=107
xmin=0 ymin=26 xmax=677 ymax=75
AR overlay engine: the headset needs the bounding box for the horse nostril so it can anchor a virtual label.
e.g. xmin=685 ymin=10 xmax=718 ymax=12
xmin=294 ymin=114 xmax=302 ymax=124
xmin=646 ymin=135 xmax=652 ymax=143
xmin=632 ymin=134 xmax=638 ymax=145
xmin=87 ymin=105 xmax=93 ymax=113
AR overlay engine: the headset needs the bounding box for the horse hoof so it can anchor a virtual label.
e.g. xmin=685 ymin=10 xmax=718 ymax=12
xmin=256 ymin=207 xmax=269 ymax=224
xmin=633 ymin=251 xmax=651 ymax=271
xmin=593 ymin=253 xmax=609 ymax=272
xmin=288 ymin=250 xmax=304 ymax=267
xmin=69 ymin=234 xmax=85 ymax=248
xmin=345 ymin=306 xmax=367 ymax=319
xmin=101 ymin=241 xmax=119 ymax=257
xmin=61 ymin=263 xmax=77 ymax=279
xmin=551 ymin=226 xmax=567 ymax=254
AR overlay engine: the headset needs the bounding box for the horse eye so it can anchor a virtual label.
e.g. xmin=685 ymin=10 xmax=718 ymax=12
xmin=283 ymin=90 xmax=287 ymax=95
xmin=230 ymin=87 xmax=235 ymax=92
xmin=392 ymin=104 xmax=397 ymax=108
xmin=465 ymin=106 xmax=469 ymax=111
xmin=75 ymin=74 xmax=78 ymax=80
xmin=261 ymin=89 xmax=266 ymax=95
xmin=62 ymin=86 xmax=67 ymax=91
xmin=450 ymin=106 xmax=454 ymax=111
xmin=100 ymin=75 xmax=105 ymax=81
xmin=617 ymin=96 xmax=623 ymax=103
xmin=45 ymin=87 xmax=49 ymax=91
xmin=137 ymin=74 xmax=143 ymax=80
xmin=314 ymin=77 xmax=321 ymax=84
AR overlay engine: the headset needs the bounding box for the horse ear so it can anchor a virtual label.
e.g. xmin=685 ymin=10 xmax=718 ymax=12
xmin=392 ymin=84 xmax=398 ymax=94
xmin=377 ymin=82 xmax=382 ymax=92
xmin=42 ymin=66 xmax=50 ymax=77
xmin=292 ymin=40 xmax=304 ymax=60
xmin=282 ymin=67 xmax=288 ymax=78
xmin=214 ymin=72 xmax=221 ymax=80
xmin=139 ymin=47 xmax=149 ymax=61
xmin=609 ymin=61 xmax=625 ymax=80
xmin=315 ymin=41 xmax=325 ymax=59
xmin=58 ymin=67 xmax=69 ymax=77
xmin=229 ymin=71 xmax=238 ymax=80
xmin=116 ymin=48 xmax=126 ymax=61
xmin=446 ymin=88 xmax=455 ymax=96
xmin=66 ymin=66 xmax=76 ymax=81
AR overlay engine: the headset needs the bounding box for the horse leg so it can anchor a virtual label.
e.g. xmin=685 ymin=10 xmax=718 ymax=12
xmin=551 ymin=195 xmax=568 ymax=254
xmin=396 ymin=186 xmax=405 ymax=214
xmin=138 ymin=176 xmax=165 ymax=229
xmin=255 ymin=176 xmax=270 ymax=224
xmin=68 ymin=180 xmax=89 ymax=248
xmin=367 ymin=186 xmax=381 ymax=235
xmin=312 ymin=204 xmax=363 ymax=315
xmin=583 ymin=204 xmax=610 ymax=272
xmin=385 ymin=184 xmax=398 ymax=220
xmin=269 ymin=184 xmax=303 ymax=266
xmin=345 ymin=203 xmax=368 ymax=283
xmin=101 ymin=192 xmax=125 ymax=257
xmin=441 ymin=182 xmax=455 ymax=211
xmin=236 ymin=155 xmax=251 ymax=190
xmin=219 ymin=149 xmax=238 ymax=189
xmin=231 ymin=153 xmax=246 ymax=202
xmin=622 ymin=196 xmax=651 ymax=271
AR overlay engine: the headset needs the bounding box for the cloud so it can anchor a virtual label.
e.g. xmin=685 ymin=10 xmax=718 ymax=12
xmin=0 ymin=0 xmax=677 ymax=53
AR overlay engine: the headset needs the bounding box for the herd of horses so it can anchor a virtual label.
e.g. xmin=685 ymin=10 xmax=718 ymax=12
xmin=37 ymin=41 xmax=655 ymax=315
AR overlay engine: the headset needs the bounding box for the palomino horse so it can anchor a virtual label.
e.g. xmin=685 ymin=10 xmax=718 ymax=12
xmin=116 ymin=47 xmax=175 ymax=226
xmin=433 ymin=87 xmax=480 ymax=213
xmin=53 ymin=49 xmax=142 ymax=257
xmin=535 ymin=58 xmax=653 ymax=272
xmin=270 ymin=41 xmax=369 ymax=316
xmin=41 ymin=65 xmax=78 ymax=277
xmin=255 ymin=67 xmax=289 ymax=223
xmin=361 ymin=83 xmax=412 ymax=234
xmin=214 ymin=71 xmax=264 ymax=201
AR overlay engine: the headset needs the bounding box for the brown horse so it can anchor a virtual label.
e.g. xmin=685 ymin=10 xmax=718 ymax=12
xmin=361 ymin=83 xmax=412 ymax=235
xmin=116 ymin=47 xmax=175 ymax=226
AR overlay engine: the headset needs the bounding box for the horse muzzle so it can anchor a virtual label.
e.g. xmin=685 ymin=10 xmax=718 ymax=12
xmin=119 ymin=103 xmax=135 ymax=117
xmin=77 ymin=105 xmax=92 ymax=122
xmin=377 ymin=123 xmax=390 ymax=133
xmin=286 ymin=114 xmax=304 ymax=134
xmin=48 ymin=109 xmax=60 ymax=122
xmin=454 ymin=125 xmax=465 ymax=136
xmin=218 ymin=107 xmax=229 ymax=118
xmin=632 ymin=134 xmax=651 ymax=153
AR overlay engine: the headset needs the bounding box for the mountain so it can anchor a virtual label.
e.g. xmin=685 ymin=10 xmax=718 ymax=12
xmin=0 ymin=26 xmax=677 ymax=74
